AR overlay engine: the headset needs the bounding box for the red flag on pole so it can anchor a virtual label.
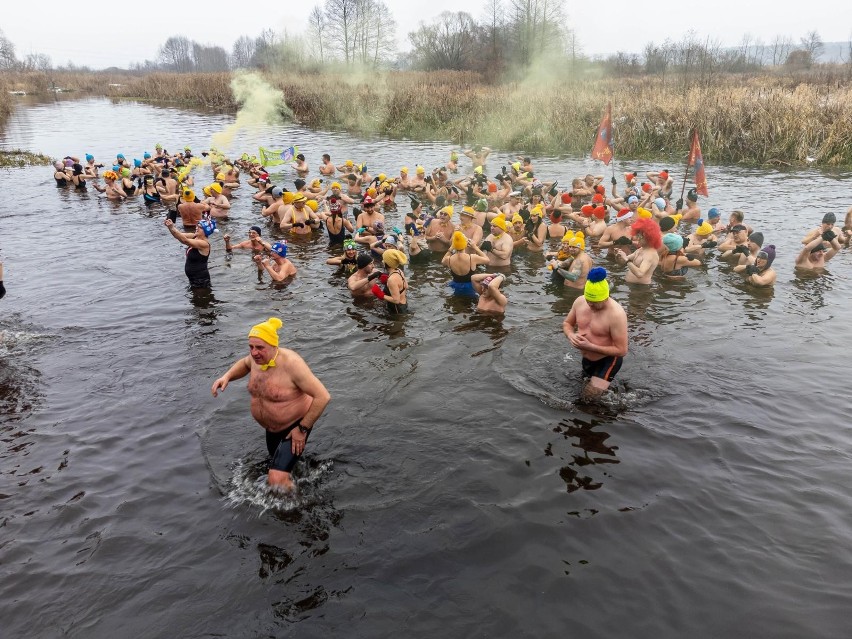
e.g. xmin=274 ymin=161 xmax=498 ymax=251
xmin=591 ymin=102 xmax=613 ymax=165
xmin=688 ymin=129 xmax=709 ymax=196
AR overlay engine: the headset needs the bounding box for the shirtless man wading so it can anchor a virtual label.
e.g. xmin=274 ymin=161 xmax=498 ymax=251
xmin=563 ymin=267 xmax=628 ymax=400
xmin=211 ymin=318 xmax=331 ymax=491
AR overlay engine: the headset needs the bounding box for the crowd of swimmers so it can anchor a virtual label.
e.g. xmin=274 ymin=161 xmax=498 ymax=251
xmin=49 ymin=144 xmax=852 ymax=313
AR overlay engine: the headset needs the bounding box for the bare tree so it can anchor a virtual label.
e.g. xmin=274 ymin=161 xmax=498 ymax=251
xmin=231 ymin=36 xmax=257 ymax=69
xmin=324 ymin=0 xmax=395 ymax=66
xmin=192 ymin=43 xmax=230 ymax=72
xmin=770 ymin=35 xmax=794 ymax=66
xmin=307 ymin=5 xmax=327 ymax=63
xmin=325 ymin=0 xmax=358 ymax=64
xmin=159 ymin=35 xmax=194 ymax=72
xmin=800 ymin=30 xmax=824 ymax=63
xmin=506 ymin=0 xmax=566 ymax=66
xmin=409 ymin=11 xmax=477 ymax=70
xmin=480 ymin=0 xmax=506 ymax=76
xmin=252 ymin=29 xmax=281 ymax=70
xmin=20 ymin=52 xmax=52 ymax=71
xmin=0 ymin=29 xmax=16 ymax=70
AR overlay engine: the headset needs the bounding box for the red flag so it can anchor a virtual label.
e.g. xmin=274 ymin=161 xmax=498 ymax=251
xmin=591 ymin=103 xmax=613 ymax=165
xmin=688 ymin=129 xmax=709 ymax=196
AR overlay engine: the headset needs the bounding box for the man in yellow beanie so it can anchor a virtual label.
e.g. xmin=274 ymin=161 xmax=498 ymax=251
xmin=211 ymin=317 xmax=331 ymax=491
xmin=562 ymin=267 xmax=628 ymax=400
xmin=480 ymin=215 xmax=513 ymax=267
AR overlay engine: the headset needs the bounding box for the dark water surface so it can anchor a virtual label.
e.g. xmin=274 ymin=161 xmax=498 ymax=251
xmin=2 ymin=97 xmax=852 ymax=638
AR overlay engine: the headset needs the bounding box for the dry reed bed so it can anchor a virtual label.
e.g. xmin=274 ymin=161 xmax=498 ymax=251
xmin=4 ymin=70 xmax=852 ymax=165
xmin=271 ymin=73 xmax=852 ymax=166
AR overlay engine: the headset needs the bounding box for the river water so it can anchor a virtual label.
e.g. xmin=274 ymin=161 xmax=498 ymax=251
xmin=1 ymin=96 xmax=851 ymax=638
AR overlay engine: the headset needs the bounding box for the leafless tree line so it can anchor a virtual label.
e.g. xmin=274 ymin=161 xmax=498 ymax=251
xmin=604 ymin=30 xmax=834 ymax=80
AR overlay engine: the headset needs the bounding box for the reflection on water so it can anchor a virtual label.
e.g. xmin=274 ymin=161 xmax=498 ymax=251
xmin=552 ymin=414 xmax=619 ymax=494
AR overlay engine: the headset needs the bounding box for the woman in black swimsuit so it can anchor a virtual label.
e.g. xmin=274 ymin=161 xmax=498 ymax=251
xmin=370 ymin=249 xmax=409 ymax=314
xmin=53 ymin=161 xmax=70 ymax=187
xmin=165 ymin=217 xmax=215 ymax=288
xmin=660 ymin=233 xmax=701 ymax=280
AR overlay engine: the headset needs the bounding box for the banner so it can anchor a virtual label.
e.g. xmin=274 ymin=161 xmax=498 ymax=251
xmin=591 ymin=102 xmax=613 ymax=165
xmin=258 ymin=147 xmax=285 ymax=167
xmin=280 ymin=146 xmax=299 ymax=163
xmin=688 ymin=129 xmax=709 ymax=196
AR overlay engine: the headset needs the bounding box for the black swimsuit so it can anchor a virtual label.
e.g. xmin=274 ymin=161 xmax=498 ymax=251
xmin=326 ymin=217 xmax=348 ymax=245
xmin=184 ymin=246 xmax=211 ymax=288
xmin=383 ymin=271 xmax=409 ymax=314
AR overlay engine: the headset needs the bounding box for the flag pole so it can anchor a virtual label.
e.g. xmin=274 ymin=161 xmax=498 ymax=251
xmin=676 ymin=128 xmax=694 ymax=211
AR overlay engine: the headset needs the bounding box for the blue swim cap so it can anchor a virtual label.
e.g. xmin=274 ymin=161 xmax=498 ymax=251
xmin=143 ymin=152 xmax=151 ymax=159
xmin=654 ymin=197 xmax=666 ymax=210
xmin=134 ymin=159 xmax=142 ymax=168
xmin=708 ymin=207 xmax=720 ymax=218
xmin=271 ymin=241 xmax=287 ymax=257
xmin=117 ymin=153 xmax=125 ymax=159
xmin=198 ymin=219 xmax=217 ymax=237
xmin=85 ymin=154 xmax=94 ymax=162
xmin=112 ymin=164 xmax=121 ymax=172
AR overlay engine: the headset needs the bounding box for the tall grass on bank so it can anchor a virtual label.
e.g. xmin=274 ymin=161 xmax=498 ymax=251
xmin=4 ymin=69 xmax=852 ymax=166
xmin=270 ymin=71 xmax=852 ymax=166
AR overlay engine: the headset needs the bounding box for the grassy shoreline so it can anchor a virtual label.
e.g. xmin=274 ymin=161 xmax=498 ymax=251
xmin=3 ymin=70 xmax=852 ymax=166
xmin=0 ymin=149 xmax=52 ymax=167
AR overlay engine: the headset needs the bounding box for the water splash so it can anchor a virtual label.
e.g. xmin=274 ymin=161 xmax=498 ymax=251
xmin=224 ymin=457 xmax=334 ymax=515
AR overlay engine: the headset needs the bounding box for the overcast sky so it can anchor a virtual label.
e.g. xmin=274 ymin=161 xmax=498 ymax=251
xmin=4 ymin=1 xmax=852 ymax=69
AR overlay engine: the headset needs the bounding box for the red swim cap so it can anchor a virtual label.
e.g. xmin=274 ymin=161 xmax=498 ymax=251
xmin=561 ymin=193 xmax=572 ymax=204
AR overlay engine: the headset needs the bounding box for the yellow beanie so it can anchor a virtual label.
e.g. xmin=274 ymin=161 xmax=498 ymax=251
xmin=210 ymin=182 xmax=222 ymax=194
xmin=451 ymin=231 xmax=468 ymax=251
xmin=249 ymin=317 xmax=283 ymax=346
xmin=637 ymin=207 xmax=652 ymax=219
xmin=306 ymin=199 xmax=318 ymax=212
xmin=584 ymin=267 xmax=610 ymax=302
xmin=400 ymin=166 xmax=408 ymax=174
xmin=378 ymin=173 xmax=386 ymax=182
xmin=491 ymin=215 xmax=507 ymax=232
xmin=181 ymin=189 xmax=195 ymax=202
xmin=345 ymin=160 xmax=354 ymax=167
xmin=511 ymin=161 xmax=521 ymax=171
xmin=311 ymin=178 xmax=322 ymax=188
xmin=382 ymin=249 xmax=408 ymax=269
xmin=568 ymin=231 xmax=586 ymax=250
xmin=474 ymin=166 xmax=483 ymax=175
xmin=216 ymin=172 xmax=226 ymax=181
xmin=331 ymin=182 xmax=341 ymax=189
xmin=696 ymin=221 xmax=714 ymax=236
xmin=282 ymin=191 xmax=295 ymax=204
xmin=561 ymin=230 xmax=575 ymax=243
xmin=530 ymin=205 xmax=544 ymax=217
xmin=416 ymin=165 xmax=425 ymax=174
xmin=670 ymin=213 xmax=683 ymax=226
xmin=441 ymin=205 xmax=454 ymax=218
